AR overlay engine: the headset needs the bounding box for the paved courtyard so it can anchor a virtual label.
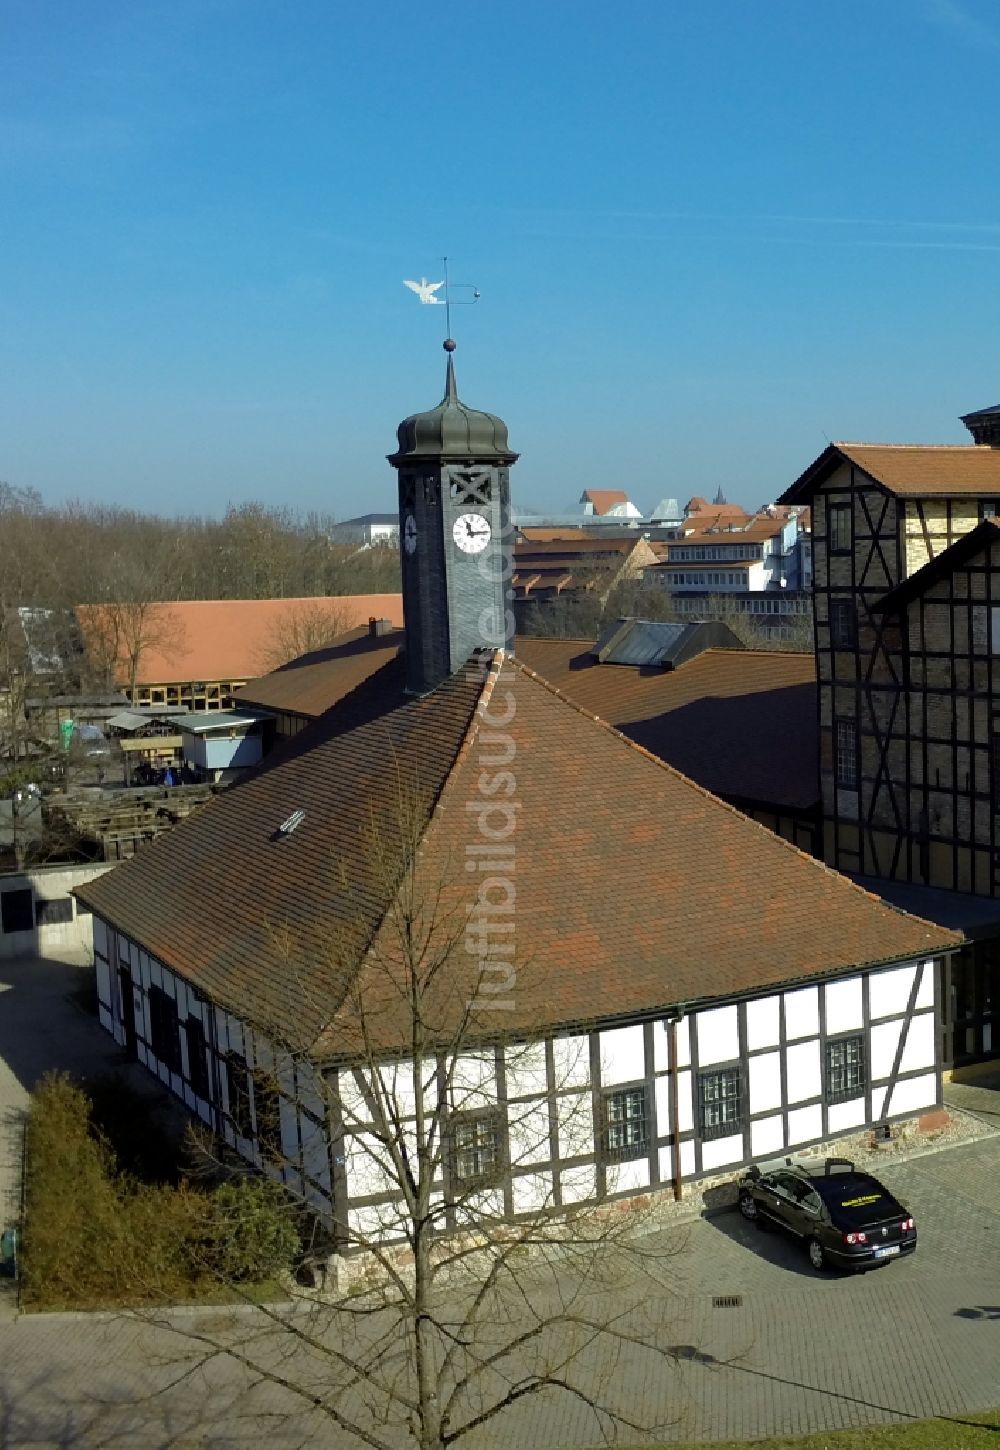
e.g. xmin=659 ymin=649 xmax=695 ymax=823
xmin=0 ymin=951 xmax=999 ymax=1446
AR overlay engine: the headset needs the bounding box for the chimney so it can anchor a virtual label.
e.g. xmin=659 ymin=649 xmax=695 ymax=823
xmin=369 ymin=617 xmax=392 ymax=637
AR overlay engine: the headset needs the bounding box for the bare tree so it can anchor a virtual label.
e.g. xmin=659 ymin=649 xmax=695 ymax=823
xmin=254 ymin=599 xmax=357 ymax=672
xmin=137 ymin=791 xmax=687 ymax=1450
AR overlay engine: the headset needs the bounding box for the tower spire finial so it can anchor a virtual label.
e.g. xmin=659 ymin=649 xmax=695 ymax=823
xmin=443 ymin=336 xmax=457 ymax=400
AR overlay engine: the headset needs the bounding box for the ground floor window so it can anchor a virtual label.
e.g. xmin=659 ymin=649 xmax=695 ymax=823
xmin=184 ymin=1016 xmax=212 ymax=1100
xmin=601 ymin=1085 xmax=649 ymax=1162
xmin=148 ymin=985 xmax=182 ymax=1074
xmin=698 ymin=1067 xmax=743 ymax=1140
xmin=825 ymin=1033 xmax=865 ymax=1102
xmin=449 ymin=1109 xmax=502 ymax=1187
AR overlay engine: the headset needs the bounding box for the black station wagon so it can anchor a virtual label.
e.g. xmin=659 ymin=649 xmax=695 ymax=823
xmin=737 ymin=1158 xmax=917 ymax=1272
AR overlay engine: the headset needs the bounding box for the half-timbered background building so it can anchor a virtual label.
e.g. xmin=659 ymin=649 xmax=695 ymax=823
xmin=781 ymin=403 xmax=1000 ymax=1070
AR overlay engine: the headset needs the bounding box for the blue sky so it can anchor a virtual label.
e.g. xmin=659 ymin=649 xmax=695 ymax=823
xmin=2 ymin=0 xmax=1000 ymax=518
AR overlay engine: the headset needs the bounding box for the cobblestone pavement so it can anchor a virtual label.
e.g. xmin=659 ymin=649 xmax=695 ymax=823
xmin=0 ymin=1134 xmax=996 ymax=1448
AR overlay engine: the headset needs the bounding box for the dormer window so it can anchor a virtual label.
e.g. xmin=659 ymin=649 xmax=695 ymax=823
xmin=979 ymin=500 xmax=1000 ymax=521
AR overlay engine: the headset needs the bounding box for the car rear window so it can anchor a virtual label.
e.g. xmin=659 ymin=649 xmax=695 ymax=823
xmin=817 ymin=1174 xmax=899 ymax=1226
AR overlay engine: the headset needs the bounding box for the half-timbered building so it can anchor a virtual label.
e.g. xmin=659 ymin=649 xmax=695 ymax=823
xmin=781 ymin=404 xmax=1000 ymax=1069
xmin=76 ymin=354 xmax=961 ymax=1241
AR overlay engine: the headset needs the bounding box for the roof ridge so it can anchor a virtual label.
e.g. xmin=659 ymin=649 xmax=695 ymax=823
xmin=835 ymin=441 xmax=986 ymax=452
xmin=506 ymin=656 xmax=961 ymax=945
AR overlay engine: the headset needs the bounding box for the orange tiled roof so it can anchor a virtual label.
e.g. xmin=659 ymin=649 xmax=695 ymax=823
xmin=75 ymin=595 xmax=404 ymax=687
xmin=515 ymin=639 xmax=818 ymax=810
xmin=235 ymin=627 xmax=403 ymax=718
xmin=783 ymin=442 xmax=1000 ymax=501
xmin=77 ymin=651 xmax=957 ymax=1054
xmin=583 ymin=489 xmax=630 ymax=515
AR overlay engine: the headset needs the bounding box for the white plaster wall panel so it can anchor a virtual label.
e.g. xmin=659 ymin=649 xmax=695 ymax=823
xmin=378 ymin=1062 xmax=417 ymax=1118
xmin=279 ymin=1097 xmax=299 ymax=1166
xmin=599 ymin=1024 xmax=645 ymax=1085
xmin=827 ymin=1097 xmax=866 ymax=1134
xmin=607 ymin=1157 xmax=650 ymax=1195
xmin=746 ymin=995 xmax=780 ymax=1050
xmin=95 ymin=957 xmax=111 ymax=1008
xmin=701 ymin=1133 xmax=744 ymax=1171
xmin=870 ymin=1020 xmax=904 ymax=1081
xmin=680 ymin=1139 xmax=696 ymax=1177
xmin=505 ymin=1042 xmax=548 ymax=1098
xmin=148 ymin=956 xmax=162 ymax=990
xmin=824 ymin=977 xmax=863 ymax=1036
xmin=654 ymin=1076 xmax=672 ymax=1135
xmin=253 ymin=1038 xmax=276 ymax=1074
xmin=349 ymin=1202 xmax=406 ymax=1241
xmin=305 ymin=1180 xmax=333 ymax=1218
xmin=214 ymin=1008 xmax=230 ymax=1052
xmin=676 ymin=1069 xmax=694 ymax=1133
xmin=916 ymin=961 xmax=935 ymax=1010
xmin=899 ymin=1011 xmax=936 ymax=1073
xmin=986 ymin=1023 xmax=993 ymax=1052
xmin=676 ymin=1019 xmax=692 ymax=1069
xmin=511 ymin=1172 xmax=553 ymax=1215
xmin=551 ymin=1035 xmax=590 ymax=1088
xmin=556 ymin=1090 xmax=594 ymax=1160
xmin=296 ymin=1064 xmax=326 ymax=1120
xmin=507 ymin=1099 xmax=551 ymax=1167
xmin=869 ymin=963 xmax=916 ymax=1021
xmin=225 ymin=1015 xmax=246 ymax=1057
xmin=344 ymin=1133 xmax=394 ymax=1198
xmin=787 ymin=1103 xmax=822 ymax=1145
xmin=301 ymin=1115 xmax=331 ymax=1191
xmin=451 ymin=1052 xmax=498 ymax=1107
xmin=887 ymin=1072 xmax=937 ymax=1117
xmin=98 ymin=1005 xmax=113 ymax=1033
xmin=560 ymin=1163 xmax=597 ymax=1204
xmin=658 ymin=1146 xmax=676 ymax=1181
xmin=455 ymin=1188 xmax=505 ymax=1226
xmin=783 ymin=987 xmax=819 ymax=1040
xmin=750 ymin=1114 xmax=784 ymax=1158
xmin=696 ymin=1005 xmax=739 ymax=1067
xmin=340 ymin=1070 xmax=372 ymax=1127
xmin=785 ymin=1040 xmax=821 ymax=1104
xmin=748 ymin=1051 xmax=782 ymax=1114
xmin=871 ymin=1086 xmax=887 ymax=1119
xmin=93 ymin=919 xmax=107 ymax=955
xmin=178 ymin=1024 xmax=191 ymax=1081
xmin=653 ymin=1023 xmax=669 ymax=1072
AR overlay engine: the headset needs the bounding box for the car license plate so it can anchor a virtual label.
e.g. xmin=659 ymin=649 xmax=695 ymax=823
xmin=873 ymin=1244 xmax=900 ymax=1259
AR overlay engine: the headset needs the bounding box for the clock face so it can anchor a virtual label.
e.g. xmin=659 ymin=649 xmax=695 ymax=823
xmin=453 ymin=512 xmax=492 ymax=555
xmin=403 ymin=513 xmax=418 ymax=555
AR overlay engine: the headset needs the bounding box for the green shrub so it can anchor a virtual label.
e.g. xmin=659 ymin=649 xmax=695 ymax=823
xmin=22 ymin=1073 xmax=299 ymax=1310
xmin=201 ymin=1177 xmax=301 ymax=1282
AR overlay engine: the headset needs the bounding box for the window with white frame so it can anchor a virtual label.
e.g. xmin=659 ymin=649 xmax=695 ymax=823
xmin=601 ymin=1085 xmax=649 ymax=1162
xmin=697 ymin=1067 xmax=743 ymax=1140
xmin=450 ymin=1109 xmax=502 ymax=1186
xmin=825 ymin=1034 xmax=866 ymax=1103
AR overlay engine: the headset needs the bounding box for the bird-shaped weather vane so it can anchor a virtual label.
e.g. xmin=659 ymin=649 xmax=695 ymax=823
xmin=403 ymin=256 xmax=480 ymax=348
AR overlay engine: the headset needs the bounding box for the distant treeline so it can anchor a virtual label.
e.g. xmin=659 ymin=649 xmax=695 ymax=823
xmin=0 ymin=482 xmax=400 ymax=610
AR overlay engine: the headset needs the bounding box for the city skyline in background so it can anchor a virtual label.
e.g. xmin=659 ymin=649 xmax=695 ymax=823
xmin=2 ymin=0 xmax=1000 ymax=520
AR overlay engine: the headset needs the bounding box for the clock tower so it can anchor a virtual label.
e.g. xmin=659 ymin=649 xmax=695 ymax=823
xmin=388 ymin=340 xmax=518 ymax=694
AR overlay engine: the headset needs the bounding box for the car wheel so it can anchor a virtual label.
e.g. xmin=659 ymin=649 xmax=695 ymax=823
xmin=738 ymin=1191 xmax=758 ymax=1222
xmin=807 ymin=1237 xmax=827 ymax=1272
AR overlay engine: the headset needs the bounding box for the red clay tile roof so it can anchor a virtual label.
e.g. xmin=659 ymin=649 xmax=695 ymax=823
xmin=514 ymin=639 xmax=818 ymax=810
xmin=75 ymin=595 xmax=404 ymax=687
xmin=78 ymin=651 xmax=954 ymax=1056
xmin=782 ymin=443 xmax=1000 ymax=502
xmin=582 ymin=489 xmax=630 ymax=514
xmin=235 ymin=627 xmax=404 ymax=718
xmin=236 ymin=630 xmax=819 ymax=809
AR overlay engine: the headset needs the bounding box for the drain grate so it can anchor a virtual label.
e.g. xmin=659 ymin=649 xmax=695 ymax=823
xmin=712 ymin=1294 xmax=743 ymax=1309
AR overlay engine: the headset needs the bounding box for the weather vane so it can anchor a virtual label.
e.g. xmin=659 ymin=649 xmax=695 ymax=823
xmin=403 ymin=256 xmax=480 ymax=344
